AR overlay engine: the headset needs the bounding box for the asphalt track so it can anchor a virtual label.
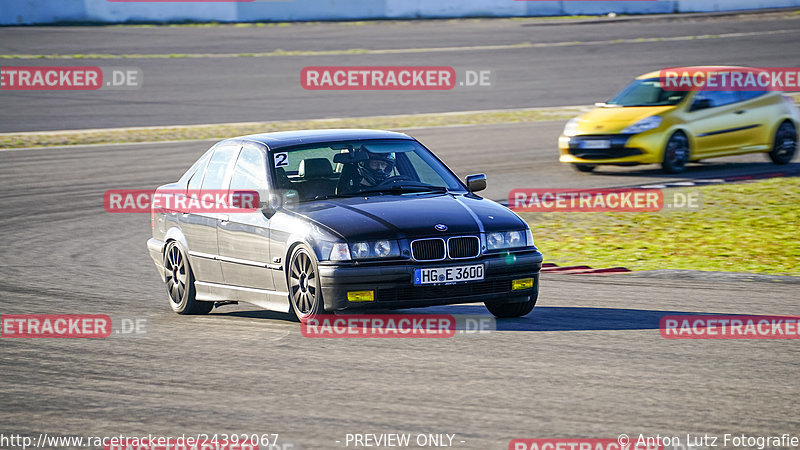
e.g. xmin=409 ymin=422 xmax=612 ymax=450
xmin=1 ymin=11 xmax=800 ymax=132
xmin=1 ymin=11 xmax=799 ymax=450
xmin=1 ymin=123 xmax=799 ymax=450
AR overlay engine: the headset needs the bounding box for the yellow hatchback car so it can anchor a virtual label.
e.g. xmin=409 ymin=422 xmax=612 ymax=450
xmin=559 ymin=67 xmax=799 ymax=173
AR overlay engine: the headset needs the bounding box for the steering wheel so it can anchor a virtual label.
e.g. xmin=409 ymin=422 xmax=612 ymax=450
xmin=375 ymin=175 xmax=411 ymax=187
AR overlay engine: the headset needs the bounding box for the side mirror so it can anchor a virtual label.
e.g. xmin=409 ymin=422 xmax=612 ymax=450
xmin=261 ymin=189 xmax=298 ymax=218
xmin=691 ymin=98 xmax=712 ymax=112
xmin=465 ymin=174 xmax=487 ymax=193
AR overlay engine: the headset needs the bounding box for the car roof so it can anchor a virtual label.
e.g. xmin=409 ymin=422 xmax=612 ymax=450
xmin=637 ymin=66 xmax=753 ymax=80
xmin=233 ymin=129 xmax=414 ymax=150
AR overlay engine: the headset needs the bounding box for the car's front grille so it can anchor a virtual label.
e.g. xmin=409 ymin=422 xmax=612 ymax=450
xmin=567 ymin=135 xmax=643 ymax=160
xmin=448 ymin=236 xmax=480 ymax=259
xmin=377 ymin=279 xmax=513 ymax=302
xmin=569 ymin=147 xmax=643 ymax=160
xmin=411 ymin=239 xmax=445 ymax=261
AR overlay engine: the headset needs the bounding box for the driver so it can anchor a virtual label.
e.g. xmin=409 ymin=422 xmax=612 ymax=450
xmin=356 ymin=151 xmax=396 ymax=187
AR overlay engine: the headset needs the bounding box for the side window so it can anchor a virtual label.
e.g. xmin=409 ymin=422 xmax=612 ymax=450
xmin=279 ymin=148 xmax=335 ymax=175
xmin=739 ymin=91 xmax=767 ymax=102
xmin=187 ymin=155 xmax=210 ymax=191
xmin=230 ymin=146 xmax=268 ymax=192
xmin=200 ymin=145 xmax=240 ymax=191
xmin=694 ymin=90 xmax=740 ymax=108
xmin=181 ymin=147 xmax=213 ymax=183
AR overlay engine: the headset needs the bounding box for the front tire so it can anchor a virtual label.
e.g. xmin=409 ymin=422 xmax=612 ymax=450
xmin=164 ymin=241 xmax=213 ymax=315
xmin=288 ymin=245 xmax=325 ymax=321
xmin=662 ymin=132 xmax=690 ymax=174
xmin=572 ymin=164 xmax=596 ymax=173
xmin=768 ymin=121 xmax=797 ymax=165
xmin=485 ymin=295 xmax=538 ymax=318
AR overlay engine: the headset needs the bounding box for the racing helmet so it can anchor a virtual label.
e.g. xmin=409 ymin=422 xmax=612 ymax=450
xmin=357 ymin=151 xmax=396 ymax=185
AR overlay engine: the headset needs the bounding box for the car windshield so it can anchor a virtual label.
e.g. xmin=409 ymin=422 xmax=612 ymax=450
xmin=270 ymin=139 xmax=467 ymax=202
xmin=606 ymin=78 xmax=688 ymax=107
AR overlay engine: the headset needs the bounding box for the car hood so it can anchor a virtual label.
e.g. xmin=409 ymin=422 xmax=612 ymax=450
xmin=575 ymin=106 xmax=674 ymax=134
xmin=291 ymin=193 xmax=526 ymax=241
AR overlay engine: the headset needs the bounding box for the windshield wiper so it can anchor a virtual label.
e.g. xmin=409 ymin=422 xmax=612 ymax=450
xmin=356 ymin=185 xmax=449 ymax=195
xmin=309 ymin=185 xmax=448 ymax=201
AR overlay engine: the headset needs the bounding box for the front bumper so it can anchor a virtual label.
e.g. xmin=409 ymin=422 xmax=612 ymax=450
xmin=558 ymin=133 xmax=663 ymax=165
xmin=318 ymin=249 xmax=543 ymax=311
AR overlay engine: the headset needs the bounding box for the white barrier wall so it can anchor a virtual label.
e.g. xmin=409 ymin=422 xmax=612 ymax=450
xmin=2 ymin=0 xmax=800 ymax=25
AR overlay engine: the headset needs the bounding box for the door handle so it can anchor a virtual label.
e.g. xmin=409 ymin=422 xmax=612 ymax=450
xmin=734 ymin=110 xmax=747 ymax=115
xmin=218 ymin=215 xmax=230 ymax=223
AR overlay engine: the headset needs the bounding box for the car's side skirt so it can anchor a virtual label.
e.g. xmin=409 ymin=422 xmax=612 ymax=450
xmin=195 ymin=281 xmax=291 ymax=313
xmin=696 ymin=144 xmax=771 ymax=159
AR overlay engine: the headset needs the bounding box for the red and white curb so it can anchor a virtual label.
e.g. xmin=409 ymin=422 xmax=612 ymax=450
xmin=541 ymin=263 xmax=631 ymax=275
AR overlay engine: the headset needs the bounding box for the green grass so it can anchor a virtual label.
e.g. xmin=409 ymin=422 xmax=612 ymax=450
xmin=518 ymin=178 xmax=800 ymax=276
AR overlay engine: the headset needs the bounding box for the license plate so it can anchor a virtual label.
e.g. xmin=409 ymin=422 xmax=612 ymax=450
xmin=579 ymin=140 xmax=611 ymax=149
xmin=414 ymin=264 xmax=484 ymax=285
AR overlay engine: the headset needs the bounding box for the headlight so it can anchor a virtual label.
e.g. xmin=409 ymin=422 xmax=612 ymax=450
xmin=525 ymin=228 xmax=535 ymax=247
xmin=622 ymin=116 xmax=662 ymax=134
xmin=352 ymin=242 xmax=370 ymax=259
xmin=487 ymin=232 xmax=504 ymax=249
xmin=349 ymin=240 xmax=400 ymax=259
xmin=374 ymin=240 xmax=392 ymax=257
xmin=329 ymin=243 xmax=352 ymax=261
xmin=505 ymin=231 xmax=522 ymax=247
xmin=486 ymin=231 xmax=527 ymax=250
xmin=563 ymin=117 xmax=581 ymax=137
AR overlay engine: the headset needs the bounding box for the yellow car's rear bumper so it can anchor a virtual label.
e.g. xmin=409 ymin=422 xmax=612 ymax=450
xmin=558 ymin=133 xmax=665 ymax=165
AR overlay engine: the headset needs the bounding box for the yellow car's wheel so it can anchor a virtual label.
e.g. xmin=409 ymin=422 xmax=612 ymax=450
xmin=662 ymin=132 xmax=690 ymax=174
xmin=769 ymin=122 xmax=797 ymax=165
xmin=572 ymin=164 xmax=596 ymax=173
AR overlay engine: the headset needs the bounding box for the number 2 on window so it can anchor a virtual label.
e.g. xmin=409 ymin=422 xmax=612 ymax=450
xmin=274 ymin=152 xmax=289 ymax=168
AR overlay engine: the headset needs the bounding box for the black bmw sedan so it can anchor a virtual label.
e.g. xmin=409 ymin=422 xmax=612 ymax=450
xmin=146 ymin=129 xmax=543 ymax=320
